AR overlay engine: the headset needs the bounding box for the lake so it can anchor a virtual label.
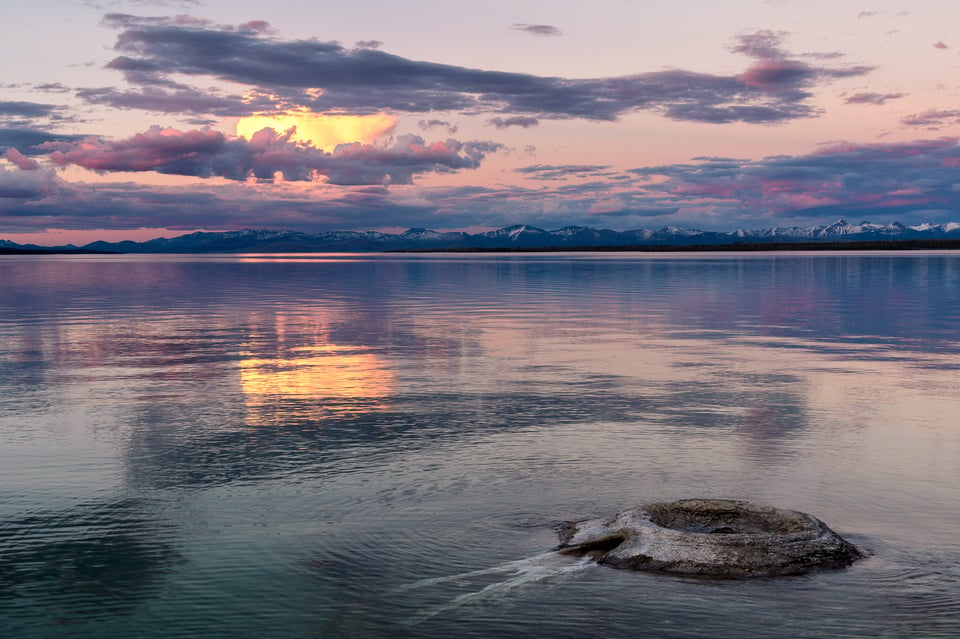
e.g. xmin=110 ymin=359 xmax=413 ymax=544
xmin=1 ymin=252 xmax=958 ymax=638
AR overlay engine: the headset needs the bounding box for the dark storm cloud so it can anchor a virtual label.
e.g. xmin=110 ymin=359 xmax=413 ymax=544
xmin=41 ymin=126 xmax=503 ymax=185
xmin=844 ymin=92 xmax=905 ymax=105
xmin=511 ymin=23 xmax=563 ymax=37
xmin=85 ymin=16 xmax=871 ymax=124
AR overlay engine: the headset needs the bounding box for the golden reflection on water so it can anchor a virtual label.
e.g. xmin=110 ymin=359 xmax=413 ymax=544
xmin=239 ymin=323 xmax=396 ymax=425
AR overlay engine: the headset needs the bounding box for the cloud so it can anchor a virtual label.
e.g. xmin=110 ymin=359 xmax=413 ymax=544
xmin=34 ymin=82 xmax=71 ymax=93
xmin=85 ymin=17 xmax=871 ymax=125
xmin=0 ymin=165 xmax=59 ymax=198
xmin=0 ymin=127 xmax=86 ymax=153
xmin=0 ymin=177 xmax=440 ymax=233
xmin=0 ymin=100 xmax=84 ymax=128
xmin=41 ymin=126 xmax=503 ymax=185
xmin=6 ymin=136 xmax=960 ymax=233
xmin=844 ymin=92 xmax=906 ymax=105
xmin=730 ymin=30 xmax=789 ymax=60
xmin=0 ymin=100 xmax=61 ymax=120
xmin=730 ymin=31 xmax=871 ymax=95
xmin=76 ymin=86 xmax=273 ymax=116
xmin=487 ymin=116 xmax=539 ymax=128
xmin=511 ymin=23 xmax=562 ymax=37
xmin=625 ymin=137 xmax=960 ymax=223
xmin=514 ymin=164 xmax=613 ymax=180
xmin=418 ymin=119 xmax=458 ymax=134
xmin=900 ymin=109 xmax=960 ymax=128
xmin=933 ymin=41 xmax=949 ymax=49
xmin=3 ymin=148 xmax=40 ymax=170
xmin=238 ymin=20 xmax=274 ymax=34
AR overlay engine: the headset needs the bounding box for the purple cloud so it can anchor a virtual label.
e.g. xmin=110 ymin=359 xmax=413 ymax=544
xmin=83 ymin=17 xmax=871 ymax=125
xmin=900 ymin=109 xmax=960 ymax=128
xmin=34 ymin=83 xmax=71 ymax=93
xmin=418 ymin=119 xmax=458 ymax=134
xmin=487 ymin=116 xmax=540 ymax=129
xmin=844 ymin=92 xmax=906 ymax=105
xmin=3 ymin=148 xmax=40 ymax=170
xmin=511 ymin=23 xmax=563 ymax=37
xmin=0 ymin=165 xmax=58 ymax=198
xmin=514 ymin=164 xmax=613 ymax=180
xmin=626 ymin=137 xmax=960 ymax=224
xmin=41 ymin=126 xmax=503 ymax=185
xmin=0 ymin=127 xmax=86 ymax=153
xmin=6 ymin=136 xmax=960 ymax=233
xmin=0 ymin=100 xmax=62 ymax=120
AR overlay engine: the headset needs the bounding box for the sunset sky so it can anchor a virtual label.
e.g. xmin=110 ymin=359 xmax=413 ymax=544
xmin=3 ymin=0 xmax=960 ymax=245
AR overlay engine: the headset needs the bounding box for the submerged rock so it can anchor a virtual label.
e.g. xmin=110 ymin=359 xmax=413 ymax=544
xmin=557 ymin=499 xmax=864 ymax=578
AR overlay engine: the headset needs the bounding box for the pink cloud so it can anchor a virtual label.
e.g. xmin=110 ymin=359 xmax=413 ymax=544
xmin=46 ymin=127 xmax=225 ymax=173
xmin=736 ymin=60 xmax=813 ymax=90
xmin=40 ymin=126 xmax=502 ymax=186
xmin=630 ymin=137 xmax=960 ymax=219
xmin=776 ymin=193 xmax=839 ymax=209
xmin=3 ymin=148 xmax=40 ymax=171
xmin=933 ymin=41 xmax=949 ymax=49
xmin=873 ymin=196 xmax=935 ymax=208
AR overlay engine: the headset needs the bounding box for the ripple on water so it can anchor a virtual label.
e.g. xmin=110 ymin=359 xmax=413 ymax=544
xmin=0 ymin=496 xmax=182 ymax=631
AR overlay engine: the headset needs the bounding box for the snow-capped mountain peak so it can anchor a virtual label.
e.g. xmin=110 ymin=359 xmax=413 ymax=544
xmin=5 ymin=219 xmax=960 ymax=253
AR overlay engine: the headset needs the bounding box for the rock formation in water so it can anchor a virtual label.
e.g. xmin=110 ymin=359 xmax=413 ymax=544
xmin=557 ymin=499 xmax=865 ymax=578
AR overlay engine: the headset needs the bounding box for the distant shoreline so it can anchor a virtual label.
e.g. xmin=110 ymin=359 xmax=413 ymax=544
xmin=389 ymin=238 xmax=960 ymax=253
xmin=0 ymin=247 xmax=118 ymax=255
xmin=4 ymin=238 xmax=960 ymax=255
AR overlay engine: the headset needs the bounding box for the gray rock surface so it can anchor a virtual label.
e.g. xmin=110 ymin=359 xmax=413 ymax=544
xmin=557 ymin=499 xmax=864 ymax=577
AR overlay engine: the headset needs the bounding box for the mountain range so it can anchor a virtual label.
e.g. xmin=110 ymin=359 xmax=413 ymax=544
xmin=3 ymin=219 xmax=960 ymax=253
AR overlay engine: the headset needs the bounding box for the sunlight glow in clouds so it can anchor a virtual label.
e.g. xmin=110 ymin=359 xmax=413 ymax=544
xmin=236 ymin=111 xmax=397 ymax=152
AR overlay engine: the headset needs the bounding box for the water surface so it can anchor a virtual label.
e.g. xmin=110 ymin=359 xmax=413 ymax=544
xmin=1 ymin=252 xmax=958 ymax=637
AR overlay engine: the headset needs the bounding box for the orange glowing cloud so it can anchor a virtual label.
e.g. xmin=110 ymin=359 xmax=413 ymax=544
xmin=236 ymin=110 xmax=397 ymax=151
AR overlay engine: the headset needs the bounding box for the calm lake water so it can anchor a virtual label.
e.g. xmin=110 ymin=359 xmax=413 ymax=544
xmin=1 ymin=252 xmax=959 ymax=638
